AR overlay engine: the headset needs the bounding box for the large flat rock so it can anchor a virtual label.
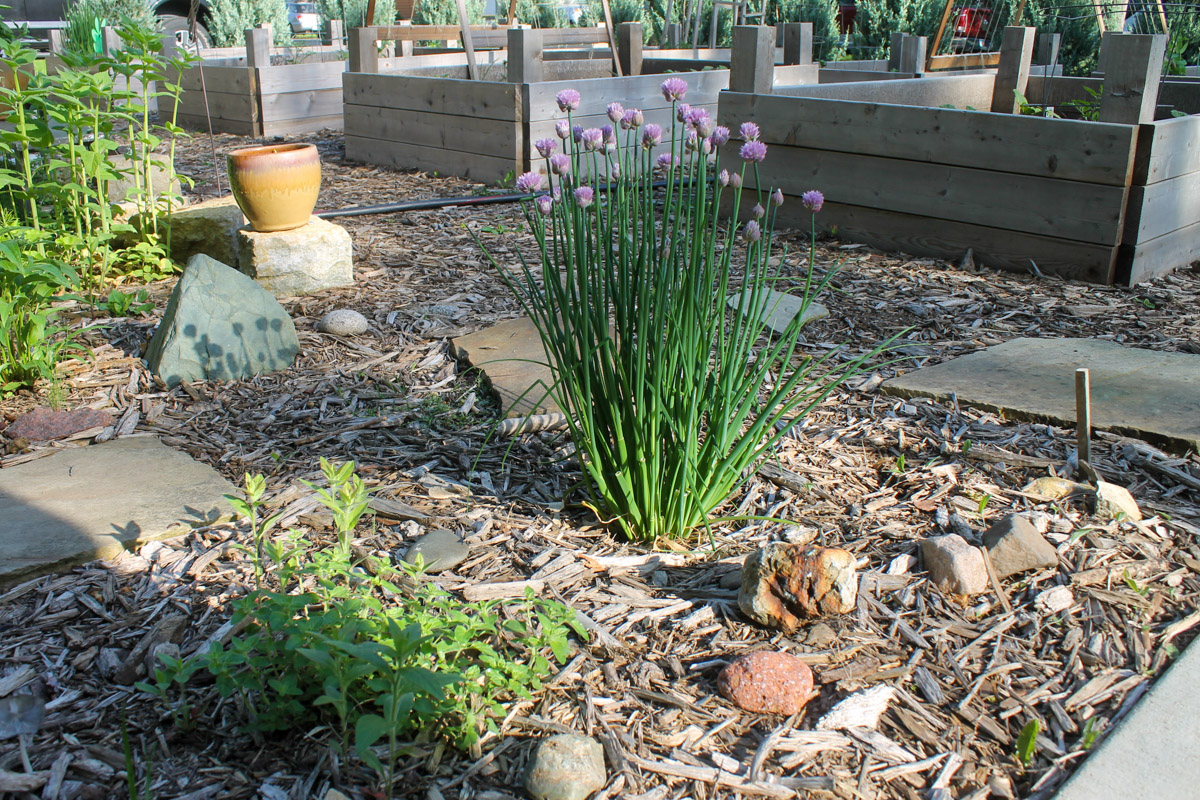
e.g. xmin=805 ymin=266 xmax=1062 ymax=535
xmin=452 ymin=317 xmax=560 ymax=418
xmin=882 ymin=338 xmax=1200 ymax=454
xmin=0 ymin=437 xmax=236 ymax=583
xmin=1053 ymin=639 xmax=1200 ymax=800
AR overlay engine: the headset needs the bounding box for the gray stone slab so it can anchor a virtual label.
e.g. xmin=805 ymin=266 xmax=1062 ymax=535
xmin=1053 ymin=639 xmax=1200 ymax=800
xmin=882 ymin=338 xmax=1200 ymax=455
xmin=727 ymin=289 xmax=828 ymax=335
xmin=452 ymin=317 xmax=560 ymax=419
xmin=0 ymin=437 xmax=237 ymax=583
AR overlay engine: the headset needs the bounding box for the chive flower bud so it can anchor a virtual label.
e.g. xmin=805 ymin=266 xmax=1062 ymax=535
xmin=572 ymin=125 xmax=584 ymax=143
xmin=676 ymin=103 xmax=692 ymax=123
xmin=656 ymin=153 xmax=675 ymax=170
xmin=555 ymin=120 xmax=570 ymax=139
xmin=642 ymin=124 xmax=662 ymax=149
xmin=606 ymin=102 xmax=624 ymax=123
xmin=688 ymin=108 xmax=713 ymax=138
xmin=730 ymin=172 xmax=742 ymax=189
xmin=582 ymin=128 xmax=603 ymax=151
xmin=574 ymin=186 xmax=594 ymax=208
xmin=772 ymin=188 xmax=784 ymax=207
xmin=536 ymin=195 xmax=553 ymax=216
xmin=718 ymin=169 xmax=729 ymax=187
xmin=535 ymin=138 xmax=557 ymax=158
xmin=710 ymin=125 xmax=730 ymax=147
xmin=550 ymin=153 xmax=571 ymax=175
xmin=752 ymin=203 xmax=765 ymax=219
xmin=744 ymin=220 xmax=761 ymax=242
xmin=739 ymin=121 xmax=760 ymax=141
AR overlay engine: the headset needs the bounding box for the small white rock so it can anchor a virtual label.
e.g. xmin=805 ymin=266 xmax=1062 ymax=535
xmin=318 ymin=308 xmax=369 ymax=336
xmin=1035 ymin=586 xmax=1074 ymax=615
xmin=886 ymin=553 xmax=917 ymax=575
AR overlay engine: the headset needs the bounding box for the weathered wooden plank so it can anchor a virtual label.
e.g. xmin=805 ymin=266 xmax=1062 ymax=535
xmin=259 ymin=88 xmax=345 ymax=122
xmin=1133 ymin=114 xmax=1200 ymax=184
xmin=736 ymin=142 xmax=1128 ymax=244
xmin=1099 ymin=33 xmax=1166 ymax=124
xmin=1123 ymin=169 xmax=1200 ymax=243
xmin=180 ymin=65 xmax=252 ymax=93
xmin=818 ymin=68 xmax=918 ymax=83
xmin=1115 ymin=218 xmax=1200 ymax=285
xmin=767 ymin=197 xmax=1118 ymax=284
xmin=343 ymin=73 xmax=521 ymax=120
xmin=177 ymin=113 xmax=258 ymax=136
xmin=262 ymin=114 xmax=343 ymax=136
xmin=717 ymin=92 xmax=1137 ymax=186
xmin=524 ymin=70 xmax=729 ymax=120
xmin=774 ymin=72 xmax=995 ymax=108
xmin=177 ymin=91 xmax=256 ymax=121
xmin=255 ymin=60 xmax=346 ymax=93
xmin=344 ymin=104 xmax=521 ymax=163
xmin=345 ymin=134 xmax=515 ymax=184
xmin=928 ymin=51 xmax=1001 ymax=70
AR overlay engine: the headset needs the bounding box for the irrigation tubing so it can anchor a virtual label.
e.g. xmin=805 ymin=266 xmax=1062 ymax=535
xmin=315 ymin=179 xmax=679 ymax=219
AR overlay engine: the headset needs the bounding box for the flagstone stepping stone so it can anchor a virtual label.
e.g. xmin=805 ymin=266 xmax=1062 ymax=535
xmin=882 ymin=338 xmax=1200 ymax=455
xmin=727 ymin=289 xmax=829 ymax=335
xmin=452 ymin=317 xmax=560 ymax=418
xmin=0 ymin=437 xmax=237 ymax=583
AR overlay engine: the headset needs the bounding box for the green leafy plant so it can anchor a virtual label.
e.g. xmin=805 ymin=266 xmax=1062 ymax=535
xmin=1016 ymin=718 xmax=1039 ymax=767
xmin=149 ymin=463 xmax=585 ymax=794
xmin=208 ymin=0 xmax=293 ymax=47
xmin=1014 ymin=90 xmax=1060 ymax=119
xmin=1080 ymin=716 xmax=1103 ymax=750
xmin=1066 ymin=86 xmax=1102 ymax=122
xmin=317 ymin=0 xmax=397 ymax=28
xmin=0 ymin=238 xmax=81 ymax=394
xmin=483 ymin=84 xmax=896 ymax=542
xmin=102 ymin=288 xmax=154 ymax=317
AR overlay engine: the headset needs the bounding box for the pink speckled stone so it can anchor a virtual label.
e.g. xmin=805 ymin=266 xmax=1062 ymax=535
xmin=718 ymin=651 xmax=815 ymax=715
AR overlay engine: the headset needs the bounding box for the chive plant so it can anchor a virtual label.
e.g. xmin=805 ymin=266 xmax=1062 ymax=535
xmin=486 ymin=79 xmax=891 ymax=543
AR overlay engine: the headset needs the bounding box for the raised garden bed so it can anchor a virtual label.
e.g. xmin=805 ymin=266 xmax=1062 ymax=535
xmin=721 ymin=31 xmax=1200 ymax=285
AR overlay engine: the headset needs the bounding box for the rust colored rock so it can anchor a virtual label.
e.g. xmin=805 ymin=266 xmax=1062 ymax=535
xmin=718 ymin=651 xmax=815 ymax=715
xmin=4 ymin=407 xmax=113 ymax=442
xmin=738 ymin=543 xmax=857 ymax=632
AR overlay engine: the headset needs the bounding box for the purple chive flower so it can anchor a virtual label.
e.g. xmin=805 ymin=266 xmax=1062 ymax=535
xmin=572 ymin=124 xmax=584 ymax=143
xmin=718 ymin=169 xmax=730 ymax=187
xmin=752 ymin=203 xmax=765 ymax=219
xmin=642 ymin=124 xmax=663 ymax=149
xmin=552 ymin=187 xmax=562 ymax=203
xmin=601 ymin=124 xmax=615 ymax=144
xmin=688 ymin=108 xmax=714 ymax=138
xmin=536 ymin=195 xmax=554 ymax=216
xmin=606 ymin=101 xmax=624 ymax=123
xmin=555 ymin=120 xmax=570 ymax=139
xmin=661 ymin=77 xmax=688 ymax=101
xmin=581 ymin=128 xmax=604 ymax=151
xmin=771 ymin=188 xmax=784 ymax=207
xmin=700 ymin=138 xmax=713 ymax=155
xmin=739 ymin=121 xmax=760 ymax=141
xmin=730 ymin=172 xmax=743 ymax=190
xmin=744 ymin=219 xmax=761 ymax=242
xmin=740 ymin=140 xmax=767 ymax=163
xmin=550 ymin=153 xmax=571 ymax=175
xmin=624 ymin=108 xmax=644 ymax=128
xmin=685 ymin=129 xmax=699 ymax=151
xmin=574 ymin=186 xmax=594 ymax=208
xmin=801 ymin=189 xmax=824 ymax=213
xmin=516 ymin=171 xmax=543 ymax=193
xmin=711 ymin=126 xmax=730 ymax=148
xmin=535 ymin=137 xmax=557 ymax=158
xmin=656 ymin=152 xmax=675 ymax=170
xmin=676 ymin=103 xmax=692 ymax=124
xmin=556 ymin=89 xmax=581 ymax=112
xmin=609 ymin=161 xmax=620 ymax=180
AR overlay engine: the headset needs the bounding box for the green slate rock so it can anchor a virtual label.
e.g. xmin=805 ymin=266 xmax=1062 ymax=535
xmin=145 ymin=254 xmax=300 ymax=387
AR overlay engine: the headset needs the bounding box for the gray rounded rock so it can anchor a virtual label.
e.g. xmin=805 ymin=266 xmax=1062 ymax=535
xmin=318 ymin=308 xmax=369 ymax=336
xmin=525 ymin=734 xmax=606 ymax=800
xmin=402 ymin=528 xmax=470 ymax=572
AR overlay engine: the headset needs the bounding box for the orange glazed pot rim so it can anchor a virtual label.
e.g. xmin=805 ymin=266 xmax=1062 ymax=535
xmin=227 ymin=142 xmax=316 ymax=159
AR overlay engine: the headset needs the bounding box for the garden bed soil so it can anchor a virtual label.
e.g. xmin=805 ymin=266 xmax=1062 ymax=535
xmin=1 ymin=129 xmax=1199 ymax=799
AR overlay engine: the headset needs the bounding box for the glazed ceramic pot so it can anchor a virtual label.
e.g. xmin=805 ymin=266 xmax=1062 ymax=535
xmin=227 ymin=142 xmax=321 ymax=232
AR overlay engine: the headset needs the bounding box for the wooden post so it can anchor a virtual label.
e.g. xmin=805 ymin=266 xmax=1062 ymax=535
xmin=618 ymin=22 xmax=643 ymax=77
xmin=1153 ymin=0 xmax=1169 ymax=34
xmin=1075 ymin=368 xmax=1091 ymax=468
xmin=899 ymin=35 xmax=927 ymax=75
xmin=664 ymin=22 xmax=682 ymax=48
xmin=888 ymin=31 xmax=904 ymax=71
xmin=47 ymin=29 xmax=63 ymax=54
xmin=1091 ymin=0 xmax=1107 ymax=34
xmin=245 ymin=27 xmax=270 ymax=68
xmin=348 ymin=27 xmax=379 ymax=73
xmin=781 ymin=22 xmax=812 ymax=66
xmin=1099 ymin=33 xmax=1167 ymax=124
xmin=508 ymin=0 xmax=518 ymax=23
xmin=454 ymin=0 xmax=478 ymax=80
xmin=730 ymin=25 xmax=773 ymax=94
xmin=1036 ymin=32 xmax=1061 ymax=67
xmin=600 ymin=0 xmax=623 ymax=77
xmin=102 ymin=26 xmax=121 ymax=56
xmin=324 ymin=19 xmax=345 ymax=47
xmin=366 ymin=0 xmax=377 ymax=26
xmin=990 ymin=26 xmax=1036 ymax=114
xmin=508 ymin=27 xmax=543 ymax=83
xmin=928 ymin=0 xmax=956 ymax=70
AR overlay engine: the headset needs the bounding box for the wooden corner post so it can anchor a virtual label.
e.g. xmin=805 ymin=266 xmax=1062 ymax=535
xmin=782 ymin=22 xmax=813 ymax=66
xmin=730 ymin=25 xmax=774 ymax=95
xmin=899 ymin=35 xmax=927 ymax=75
xmin=990 ymin=26 xmax=1036 ymax=114
xmin=245 ymin=27 xmax=270 ymax=68
xmin=618 ymin=22 xmax=643 ymax=77
xmin=508 ymin=27 xmax=543 ymax=84
xmin=1099 ymin=33 xmax=1167 ymax=124
xmin=348 ymin=27 xmax=379 ymax=73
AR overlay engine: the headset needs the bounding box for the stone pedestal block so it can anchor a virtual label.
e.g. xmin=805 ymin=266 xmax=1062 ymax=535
xmin=167 ymin=196 xmax=246 ymax=268
xmin=236 ymin=216 xmax=354 ymax=297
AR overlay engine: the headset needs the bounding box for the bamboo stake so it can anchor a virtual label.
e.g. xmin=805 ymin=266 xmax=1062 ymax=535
xmin=600 ymin=0 xmax=623 ymax=76
xmin=928 ymin=0 xmax=956 ymax=72
xmin=1092 ymin=0 xmax=1107 ymax=34
xmin=1076 ymin=368 xmax=1091 ymax=469
xmin=455 ymin=0 xmax=478 ymax=80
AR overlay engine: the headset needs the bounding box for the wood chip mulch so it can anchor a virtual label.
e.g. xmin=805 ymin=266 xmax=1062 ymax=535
xmin=1 ymin=128 xmax=1199 ymax=800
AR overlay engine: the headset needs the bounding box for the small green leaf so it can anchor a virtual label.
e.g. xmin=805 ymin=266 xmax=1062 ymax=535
xmin=1016 ymin=719 xmax=1040 ymax=766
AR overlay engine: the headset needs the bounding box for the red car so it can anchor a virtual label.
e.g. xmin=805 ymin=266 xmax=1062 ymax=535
xmin=952 ymin=6 xmax=991 ymax=52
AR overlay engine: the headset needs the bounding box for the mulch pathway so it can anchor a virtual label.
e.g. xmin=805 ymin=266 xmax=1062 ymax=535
xmin=0 ymin=128 xmax=1198 ymax=800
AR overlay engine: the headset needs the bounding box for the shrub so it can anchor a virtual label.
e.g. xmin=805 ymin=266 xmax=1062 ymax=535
xmin=317 ymin=0 xmax=398 ymax=28
xmin=411 ymin=0 xmax=484 ymax=26
xmin=63 ymin=0 xmax=157 ymax=54
xmin=485 ymin=85 xmax=895 ymax=542
xmin=207 ymin=0 xmax=293 ymax=47
xmin=0 ymin=237 xmax=80 ymax=395
xmin=772 ymin=0 xmax=845 ymax=61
